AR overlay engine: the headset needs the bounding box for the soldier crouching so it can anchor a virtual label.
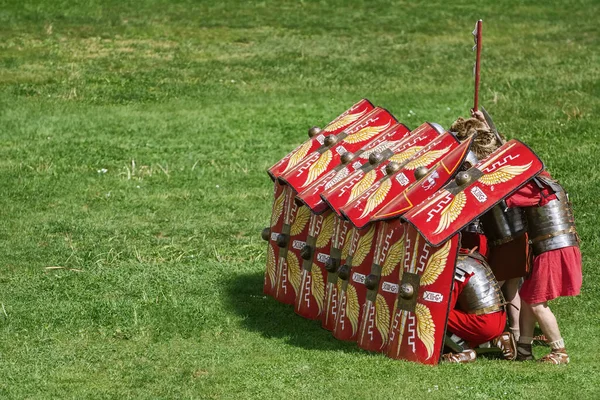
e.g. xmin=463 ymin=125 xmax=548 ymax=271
xmin=442 ymin=250 xmax=516 ymax=363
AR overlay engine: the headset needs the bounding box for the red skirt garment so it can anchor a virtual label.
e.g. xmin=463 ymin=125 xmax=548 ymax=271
xmin=520 ymin=246 xmax=582 ymax=304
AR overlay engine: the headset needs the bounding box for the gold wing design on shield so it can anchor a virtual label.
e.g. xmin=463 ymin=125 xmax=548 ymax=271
xmin=311 ymin=264 xmax=325 ymax=313
xmin=302 ymin=150 xmax=332 ymax=188
xmin=358 ymin=178 xmax=392 ymax=219
xmin=341 ymin=229 xmax=353 ymax=259
xmin=286 ymin=252 xmax=301 ymax=295
xmin=336 ymin=280 xmax=343 ymax=300
xmin=346 ymin=284 xmax=360 ymax=335
xmin=266 ymin=244 xmax=276 ymax=288
xmin=381 ymin=238 xmax=405 ymax=277
xmin=420 ymin=240 xmax=451 ymax=286
xmin=349 ymin=170 xmax=377 ymax=202
xmin=375 ymin=294 xmax=391 ymax=346
xmin=478 ymin=162 xmax=533 ymax=186
xmin=389 ymin=146 xmax=423 ymax=164
xmin=315 ymin=213 xmax=335 ymax=248
xmin=343 ymin=122 xmax=391 ymax=144
xmin=351 ymin=225 xmax=376 ymax=267
xmin=404 ymin=146 xmax=452 ymax=170
xmin=284 ymin=141 xmax=313 ymax=173
xmin=415 ymin=303 xmax=436 ymax=360
xmin=391 ymin=298 xmax=398 ymax=321
xmin=290 ymin=206 xmax=310 ymax=236
xmin=433 ymin=191 xmax=467 ymax=235
xmin=270 ymin=190 xmax=285 ymax=227
xmin=323 ymin=109 xmax=367 ymax=133
xmin=325 ymin=167 xmax=349 ymax=190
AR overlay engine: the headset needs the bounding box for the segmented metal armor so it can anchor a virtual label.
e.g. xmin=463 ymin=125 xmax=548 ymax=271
xmin=463 ymin=218 xmax=484 ymax=234
xmin=454 ymin=254 xmax=505 ymax=315
xmin=525 ymin=176 xmax=579 ymax=255
xmin=481 ymin=202 xmax=527 ymax=247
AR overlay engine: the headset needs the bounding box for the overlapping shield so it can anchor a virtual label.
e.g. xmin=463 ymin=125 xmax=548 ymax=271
xmin=262 ymin=100 xmax=545 ymax=365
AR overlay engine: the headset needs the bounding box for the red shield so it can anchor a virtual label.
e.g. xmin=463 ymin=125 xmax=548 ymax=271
xmin=296 ymin=122 xmax=412 ymax=214
xmin=371 ymin=136 xmax=475 ymax=223
xmin=403 ymin=140 xmax=544 ymax=246
xmin=279 ymin=108 xmax=398 ymax=192
xmin=321 ymin=123 xmax=442 ymax=216
xmin=357 ymin=219 xmax=406 ymax=352
xmin=273 ymin=190 xmax=309 ymax=304
xmin=268 ymin=99 xmax=374 ymax=180
xmin=263 ymin=181 xmax=288 ymax=296
xmin=294 ymin=210 xmax=336 ymax=320
xmin=322 ymin=216 xmax=353 ymax=331
xmin=332 ymin=224 xmax=379 ymax=341
xmin=341 ymin=132 xmax=461 ymax=229
xmin=386 ymin=226 xmax=460 ymax=365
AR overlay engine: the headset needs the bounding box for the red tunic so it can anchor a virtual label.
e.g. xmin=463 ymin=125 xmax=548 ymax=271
xmin=460 ymin=232 xmax=489 ymax=259
xmin=446 ymin=272 xmax=506 ymax=347
xmin=487 ymin=232 xmax=530 ymax=282
xmin=505 ymin=171 xmax=582 ymax=304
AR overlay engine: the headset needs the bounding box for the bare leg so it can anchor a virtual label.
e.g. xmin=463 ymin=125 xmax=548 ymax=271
xmin=530 ymin=301 xmax=561 ymax=343
xmin=503 ymin=278 xmax=521 ymax=340
xmin=529 ymin=301 xmax=570 ymax=364
xmin=519 ymin=299 xmax=536 ymax=339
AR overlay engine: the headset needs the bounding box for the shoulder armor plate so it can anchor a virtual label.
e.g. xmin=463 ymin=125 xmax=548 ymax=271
xmin=525 ymin=188 xmax=579 ymax=255
xmin=456 ymin=255 xmax=504 ymax=315
xmin=481 ymin=204 xmax=527 ymax=246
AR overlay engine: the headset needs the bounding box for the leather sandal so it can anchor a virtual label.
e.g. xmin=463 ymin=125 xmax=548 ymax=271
xmin=442 ymin=349 xmax=477 ymax=364
xmin=492 ymin=332 xmax=517 ymax=361
xmin=539 ymin=349 xmax=569 ymax=365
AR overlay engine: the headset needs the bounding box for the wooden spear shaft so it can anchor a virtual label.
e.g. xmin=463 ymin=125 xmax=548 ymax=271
xmin=473 ymin=19 xmax=483 ymax=112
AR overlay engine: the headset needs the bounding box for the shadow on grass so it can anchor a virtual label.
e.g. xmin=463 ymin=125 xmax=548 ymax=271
xmin=225 ymin=271 xmax=361 ymax=353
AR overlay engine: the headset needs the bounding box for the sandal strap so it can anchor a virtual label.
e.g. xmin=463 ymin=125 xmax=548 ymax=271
xmin=533 ymin=334 xmax=549 ymax=346
xmin=442 ymin=350 xmax=476 ymax=363
xmin=492 ymin=332 xmax=517 ymax=360
xmin=516 ymin=343 xmax=533 ymax=361
xmin=539 ymin=350 xmax=569 ymax=365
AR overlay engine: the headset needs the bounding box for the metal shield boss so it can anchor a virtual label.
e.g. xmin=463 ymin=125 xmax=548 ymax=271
xmin=332 ymin=223 xmax=378 ymax=341
xmin=268 ymin=99 xmax=375 ymax=180
xmin=294 ymin=210 xmax=336 ymax=320
xmin=385 ymin=226 xmax=460 ymax=365
xmin=357 ymin=219 xmax=406 ymax=352
xmin=322 ymin=216 xmax=353 ymax=331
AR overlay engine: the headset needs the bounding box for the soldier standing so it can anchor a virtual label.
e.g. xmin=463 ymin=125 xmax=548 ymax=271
xmin=504 ymin=173 xmax=582 ymax=364
xmin=470 ymin=110 xmax=582 ymax=364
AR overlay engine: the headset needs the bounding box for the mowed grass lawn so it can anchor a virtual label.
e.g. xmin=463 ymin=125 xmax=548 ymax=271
xmin=0 ymin=1 xmax=598 ymax=398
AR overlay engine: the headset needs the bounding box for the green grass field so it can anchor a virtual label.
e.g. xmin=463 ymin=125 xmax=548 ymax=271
xmin=1 ymin=0 xmax=599 ymax=398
